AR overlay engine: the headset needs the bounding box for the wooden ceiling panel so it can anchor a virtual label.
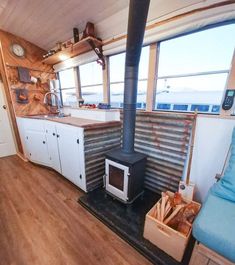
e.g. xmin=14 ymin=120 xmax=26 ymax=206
xmin=0 ymin=0 xmax=129 ymax=50
xmin=0 ymin=0 xmax=220 ymax=51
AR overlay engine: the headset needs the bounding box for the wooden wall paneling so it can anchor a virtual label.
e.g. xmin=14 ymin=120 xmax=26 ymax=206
xmin=146 ymin=43 xmax=158 ymax=111
xmin=0 ymin=30 xmax=55 ymax=116
xmin=103 ymin=57 xmax=110 ymax=104
xmin=0 ymin=30 xmax=55 ymax=154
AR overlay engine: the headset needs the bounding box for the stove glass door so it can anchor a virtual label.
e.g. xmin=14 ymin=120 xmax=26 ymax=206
xmin=105 ymin=159 xmax=129 ymax=201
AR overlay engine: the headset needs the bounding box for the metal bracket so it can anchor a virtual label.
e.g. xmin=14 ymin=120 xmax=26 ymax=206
xmin=87 ymin=39 xmax=105 ymax=70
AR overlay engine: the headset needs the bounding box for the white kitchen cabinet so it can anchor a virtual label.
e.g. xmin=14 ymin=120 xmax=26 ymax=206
xmin=22 ymin=119 xmax=51 ymax=167
xmin=26 ymin=130 xmax=51 ymax=166
xmin=17 ymin=117 xmax=120 ymax=192
xmin=18 ymin=118 xmax=86 ymax=191
xmin=45 ymin=122 xmax=61 ymax=173
xmin=56 ymin=123 xmax=86 ymax=191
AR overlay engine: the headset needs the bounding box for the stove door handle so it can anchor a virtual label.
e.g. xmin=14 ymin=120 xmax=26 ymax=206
xmin=103 ymin=174 xmax=107 ymax=188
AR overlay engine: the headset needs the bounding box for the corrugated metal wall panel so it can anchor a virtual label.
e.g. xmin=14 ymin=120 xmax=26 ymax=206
xmin=121 ymin=111 xmax=195 ymax=195
xmin=84 ymin=125 xmax=121 ymax=191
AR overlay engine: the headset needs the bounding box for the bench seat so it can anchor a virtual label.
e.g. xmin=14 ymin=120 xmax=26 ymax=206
xmin=193 ymin=192 xmax=235 ymax=263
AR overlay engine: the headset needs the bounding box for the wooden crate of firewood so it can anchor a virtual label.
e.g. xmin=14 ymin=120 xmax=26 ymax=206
xmin=143 ymin=191 xmax=201 ymax=262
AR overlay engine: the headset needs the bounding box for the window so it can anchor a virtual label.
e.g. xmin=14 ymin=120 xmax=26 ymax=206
xmin=155 ymin=23 xmax=235 ymax=113
xmin=79 ymin=61 xmax=103 ymax=104
xmin=110 ymin=46 xmax=149 ymax=108
xmin=59 ymin=68 xmax=77 ymax=106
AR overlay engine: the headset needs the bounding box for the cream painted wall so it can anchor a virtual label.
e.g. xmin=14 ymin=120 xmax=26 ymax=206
xmin=190 ymin=116 xmax=235 ymax=202
xmin=63 ymin=107 xmax=120 ymax=122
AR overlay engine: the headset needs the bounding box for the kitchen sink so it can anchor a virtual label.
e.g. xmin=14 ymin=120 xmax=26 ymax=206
xmin=28 ymin=113 xmax=70 ymax=119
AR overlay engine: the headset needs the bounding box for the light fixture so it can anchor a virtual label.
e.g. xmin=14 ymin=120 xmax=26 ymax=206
xmin=59 ymin=54 xmax=69 ymax=61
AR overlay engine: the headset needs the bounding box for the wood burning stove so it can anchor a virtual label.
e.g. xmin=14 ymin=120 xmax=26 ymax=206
xmin=105 ymin=149 xmax=146 ymax=203
xmin=104 ymin=0 xmax=150 ymax=203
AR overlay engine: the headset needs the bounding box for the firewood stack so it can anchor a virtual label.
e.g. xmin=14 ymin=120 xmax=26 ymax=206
xmin=152 ymin=191 xmax=200 ymax=236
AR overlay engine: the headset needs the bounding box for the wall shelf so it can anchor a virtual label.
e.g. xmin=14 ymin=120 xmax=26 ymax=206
xmin=42 ymin=36 xmax=104 ymax=67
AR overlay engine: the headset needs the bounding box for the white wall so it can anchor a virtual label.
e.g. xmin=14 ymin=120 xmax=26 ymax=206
xmin=190 ymin=116 xmax=235 ymax=202
xmin=63 ymin=107 xmax=120 ymax=122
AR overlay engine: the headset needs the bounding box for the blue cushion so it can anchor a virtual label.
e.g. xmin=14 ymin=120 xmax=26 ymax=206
xmin=193 ymin=192 xmax=235 ymax=262
xmin=211 ymin=127 xmax=235 ymax=202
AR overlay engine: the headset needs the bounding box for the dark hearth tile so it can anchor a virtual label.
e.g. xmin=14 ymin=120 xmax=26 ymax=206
xmin=79 ymin=188 xmax=194 ymax=265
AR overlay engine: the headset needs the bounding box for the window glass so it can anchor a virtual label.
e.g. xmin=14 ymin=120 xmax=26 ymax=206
xmin=110 ymin=46 xmax=149 ymax=108
xmin=59 ymin=68 xmax=77 ymax=106
xmin=59 ymin=68 xmax=75 ymax=88
xmin=79 ymin=61 xmax=103 ymax=104
xmin=81 ymin=85 xmax=103 ymax=104
xmin=110 ymin=52 xmax=125 ymax=83
xmin=158 ymin=24 xmax=235 ymax=76
xmin=61 ymin=89 xmax=77 ymax=106
xmin=155 ymin=24 xmax=235 ymax=113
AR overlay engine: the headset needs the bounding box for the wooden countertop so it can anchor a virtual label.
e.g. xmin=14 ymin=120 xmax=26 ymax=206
xmin=18 ymin=115 xmax=121 ymax=129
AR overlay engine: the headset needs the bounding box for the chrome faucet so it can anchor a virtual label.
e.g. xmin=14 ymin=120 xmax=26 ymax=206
xmin=43 ymin=92 xmax=63 ymax=116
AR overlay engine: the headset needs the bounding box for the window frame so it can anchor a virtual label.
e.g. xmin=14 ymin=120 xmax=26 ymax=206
xmin=153 ymin=20 xmax=235 ymax=115
xmin=57 ymin=20 xmax=235 ymax=115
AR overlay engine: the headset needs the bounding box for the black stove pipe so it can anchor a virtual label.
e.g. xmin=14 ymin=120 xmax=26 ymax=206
xmin=122 ymin=0 xmax=150 ymax=154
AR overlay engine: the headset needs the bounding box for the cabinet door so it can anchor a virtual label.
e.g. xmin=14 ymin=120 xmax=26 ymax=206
xmin=25 ymin=130 xmax=51 ymax=166
xmin=56 ymin=124 xmax=84 ymax=189
xmin=45 ymin=122 xmax=61 ymax=173
xmin=16 ymin=118 xmax=30 ymax=158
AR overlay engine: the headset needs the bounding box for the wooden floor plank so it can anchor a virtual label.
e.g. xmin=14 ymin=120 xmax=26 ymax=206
xmin=0 ymin=156 xmax=151 ymax=265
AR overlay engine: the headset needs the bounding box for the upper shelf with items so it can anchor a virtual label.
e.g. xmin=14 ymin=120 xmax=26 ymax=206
xmin=42 ymin=36 xmax=104 ymax=68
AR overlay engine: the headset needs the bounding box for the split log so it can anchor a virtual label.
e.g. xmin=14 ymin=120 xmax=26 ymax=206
xmin=164 ymin=204 xmax=185 ymax=225
xmin=160 ymin=193 xmax=166 ymax=222
xmin=157 ymin=203 xmax=161 ymax=221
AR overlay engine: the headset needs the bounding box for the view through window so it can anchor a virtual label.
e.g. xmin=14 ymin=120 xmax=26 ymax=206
xmin=155 ymin=23 xmax=235 ymax=113
xmin=59 ymin=68 xmax=77 ymax=106
xmin=79 ymin=61 xmax=103 ymax=104
xmin=110 ymin=46 xmax=149 ymax=108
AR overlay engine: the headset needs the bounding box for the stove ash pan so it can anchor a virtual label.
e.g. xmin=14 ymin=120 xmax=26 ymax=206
xmin=104 ymin=149 xmax=147 ymax=203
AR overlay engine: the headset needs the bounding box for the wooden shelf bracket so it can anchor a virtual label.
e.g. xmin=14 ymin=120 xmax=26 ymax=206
xmin=87 ymin=38 xmax=105 ymax=70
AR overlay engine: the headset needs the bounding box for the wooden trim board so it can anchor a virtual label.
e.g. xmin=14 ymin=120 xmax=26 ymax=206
xmin=103 ymin=57 xmax=110 ymax=104
xmin=146 ymin=43 xmax=158 ymax=111
xmin=189 ymin=242 xmax=235 ymax=265
xmin=42 ymin=37 xmax=102 ymax=65
xmin=220 ymin=48 xmax=235 ymax=117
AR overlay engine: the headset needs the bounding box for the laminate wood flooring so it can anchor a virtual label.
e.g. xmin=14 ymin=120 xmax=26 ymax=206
xmin=0 ymin=156 xmax=151 ymax=265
